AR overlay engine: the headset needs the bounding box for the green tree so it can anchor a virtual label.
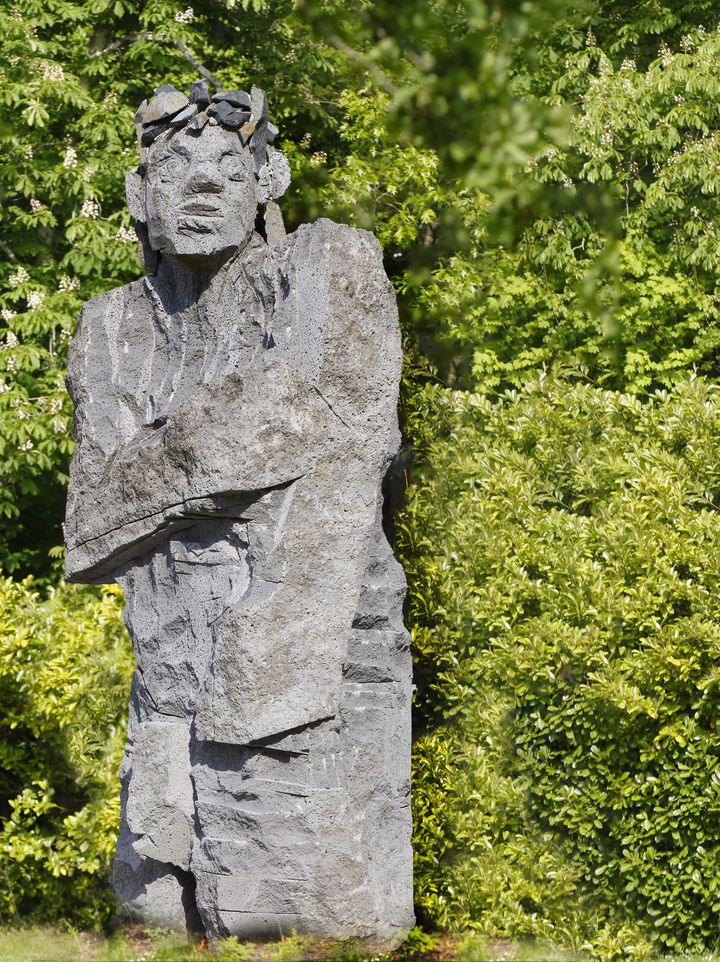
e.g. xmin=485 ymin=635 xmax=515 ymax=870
xmin=425 ymin=21 xmax=720 ymax=392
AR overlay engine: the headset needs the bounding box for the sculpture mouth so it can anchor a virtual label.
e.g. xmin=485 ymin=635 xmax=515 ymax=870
xmin=181 ymin=201 xmax=223 ymax=215
xmin=177 ymin=204 xmax=223 ymax=234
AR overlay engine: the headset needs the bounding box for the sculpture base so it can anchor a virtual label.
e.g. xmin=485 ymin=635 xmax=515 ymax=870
xmin=113 ymin=516 xmax=414 ymax=940
xmin=114 ymin=686 xmax=414 ymax=940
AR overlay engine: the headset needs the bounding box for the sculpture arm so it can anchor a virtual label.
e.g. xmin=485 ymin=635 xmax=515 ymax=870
xmin=65 ymin=220 xmax=402 ymax=583
xmin=64 ymin=358 xmax=342 ymax=583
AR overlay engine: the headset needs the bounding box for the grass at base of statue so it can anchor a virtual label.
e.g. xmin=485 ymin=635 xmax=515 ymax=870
xmin=5 ymin=926 xmax=720 ymax=962
xmin=0 ymin=925 xmax=590 ymax=962
xmin=4 ymin=925 xmax=720 ymax=962
xmin=0 ymin=925 xmax=582 ymax=962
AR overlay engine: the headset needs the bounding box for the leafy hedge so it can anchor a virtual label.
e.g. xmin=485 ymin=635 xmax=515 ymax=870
xmin=10 ymin=373 xmax=720 ymax=954
xmin=0 ymin=580 xmax=130 ymax=927
xmin=401 ymin=377 xmax=720 ymax=957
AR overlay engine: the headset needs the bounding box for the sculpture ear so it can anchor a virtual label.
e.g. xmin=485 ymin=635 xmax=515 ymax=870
xmin=125 ymin=171 xmax=146 ymax=222
xmin=135 ymin=220 xmax=159 ymax=275
xmin=256 ymin=163 xmax=273 ymax=206
xmin=268 ymin=147 xmax=291 ymax=200
xmin=264 ymin=200 xmax=286 ymax=247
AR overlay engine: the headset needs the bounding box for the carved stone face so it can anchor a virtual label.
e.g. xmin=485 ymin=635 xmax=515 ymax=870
xmin=144 ymin=125 xmax=258 ymax=258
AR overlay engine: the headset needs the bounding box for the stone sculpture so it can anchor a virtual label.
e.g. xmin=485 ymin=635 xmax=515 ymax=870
xmin=64 ymin=79 xmax=414 ymax=942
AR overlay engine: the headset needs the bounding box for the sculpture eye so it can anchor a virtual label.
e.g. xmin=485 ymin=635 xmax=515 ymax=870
xmin=221 ymin=154 xmax=247 ymax=182
xmin=155 ymin=154 xmax=184 ymax=181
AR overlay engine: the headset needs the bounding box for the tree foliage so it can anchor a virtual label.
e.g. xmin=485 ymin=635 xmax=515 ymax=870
xmin=408 ymin=21 xmax=720 ymax=392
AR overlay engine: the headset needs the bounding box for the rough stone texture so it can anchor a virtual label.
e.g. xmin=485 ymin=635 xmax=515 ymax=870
xmin=212 ymin=89 xmax=252 ymax=109
xmin=65 ymin=93 xmax=413 ymax=942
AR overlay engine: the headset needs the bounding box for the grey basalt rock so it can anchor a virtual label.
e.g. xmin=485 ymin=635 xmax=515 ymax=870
xmin=65 ymin=80 xmax=414 ymax=943
xmin=212 ymin=89 xmax=252 ymax=109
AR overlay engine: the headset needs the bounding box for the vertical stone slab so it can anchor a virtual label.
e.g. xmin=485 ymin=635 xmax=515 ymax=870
xmin=65 ymin=81 xmax=414 ymax=942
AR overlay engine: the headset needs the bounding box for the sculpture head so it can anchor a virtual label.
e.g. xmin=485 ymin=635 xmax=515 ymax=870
xmin=143 ymin=123 xmax=260 ymax=258
xmin=126 ymin=81 xmax=290 ymax=264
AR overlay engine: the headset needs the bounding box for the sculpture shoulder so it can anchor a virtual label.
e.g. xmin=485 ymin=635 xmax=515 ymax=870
xmin=278 ymin=218 xmax=397 ymax=335
xmin=274 ymin=218 xmax=402 ymax=429
xmin=71 ymin=279 xmax=147 ymax=360
xmin=67 ymin=278 xmax=151 ymax=402
xmin=281 ymin=217 xmax=388 ymax=280
xmin=75 ymin=278 xmax=146 ymax=332
xmin=284 ymin=216 xmax=379 ymax=248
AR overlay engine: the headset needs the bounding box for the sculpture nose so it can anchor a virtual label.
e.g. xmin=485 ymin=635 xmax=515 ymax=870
xmin=186 ymin=162 xmax=223 ymax=194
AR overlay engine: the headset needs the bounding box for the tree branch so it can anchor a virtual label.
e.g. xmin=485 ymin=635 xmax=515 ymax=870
xmin=294 ymin=1 xmax=398 ymax=96
xmin=90 ymin=30 xmax=153 ymax=57
xmin=0 ymin=240 xmax=17 ymax=263
xmin=90 ymin=32 xmax=221 ymax=91
xmin=320 ymin=30 xmax=399 ymax=96
xmin=173 ymin=39 xmax=221 ymax=90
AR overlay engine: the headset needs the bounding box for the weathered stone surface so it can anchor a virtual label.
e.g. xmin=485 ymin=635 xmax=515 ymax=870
xmin=65 ymin=83 xmax=413 ymax=943
xmin=125 ymin=722 xmax=194 ymax=869
xmin=212 ymin=89 xmax=251 ymax=109
xmin=238 ymin=120 xmax=256 ymax=147
xmin=140 ymin=121 xmax=169 ymax=147
xmin=169 ymin=103 xmax=198 ymax=127
xmin=263 ymin=198 xmax=286 ymax=246
xmin=187 ymin=110 xmax=209 ymax=132
xmin=189 ymin=79 xmax=211 ymax=106
xmin=208 ymin=100 xmax=250 ymax=129
xmin=141 ymin=88 xmax=189 ymax=125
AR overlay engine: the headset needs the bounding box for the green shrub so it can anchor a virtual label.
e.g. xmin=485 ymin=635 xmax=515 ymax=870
xmin=0 ymin=579 xmax=131 ymax=927
xmin=400 ymin=376 xmax=720 ymax=956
